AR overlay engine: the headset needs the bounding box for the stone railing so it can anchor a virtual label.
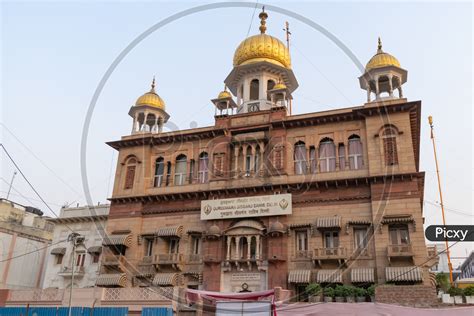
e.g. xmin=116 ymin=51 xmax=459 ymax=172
xmin=154 ymin=253 xmax=183 ymax=265
xmin=291 ymin=250 xmax=313 ymax=261
xmin=102 ymin=287 xmax=173 ymax=302
xmin=387 ymin=244 xmax=414 ymax=257
xmin=313 ymin=247 xmax=347 ymax=259
xmin=8 ymin=288 xmax=64 ymax=302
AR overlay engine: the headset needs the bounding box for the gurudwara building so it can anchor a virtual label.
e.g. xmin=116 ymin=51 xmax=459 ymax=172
xmin=99 ymin=10 xmax=433 ymax=299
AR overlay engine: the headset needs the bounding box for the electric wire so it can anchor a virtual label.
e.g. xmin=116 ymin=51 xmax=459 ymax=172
xmin=0 ymin=239 xmax=67 ymax=263
xmin=0 ymin=144 xmax=76 ymax=233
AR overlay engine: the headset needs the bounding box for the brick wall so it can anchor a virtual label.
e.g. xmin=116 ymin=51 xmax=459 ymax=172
xmin=375 ymin=285 xmax=438 ymax=307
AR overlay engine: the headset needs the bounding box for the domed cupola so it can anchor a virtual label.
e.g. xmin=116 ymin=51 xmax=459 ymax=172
xmin=268 ymin=219 xmax=287 ymax=237
xmin=128 ymin=77 xmax=170 ymax=134
xmin=206 ymin=223 xmax=221 ymax=239
xmin=224 ymin=7 xmax=298 ymax=115
xmin=359 ymin=38 xmax=407 ymax=103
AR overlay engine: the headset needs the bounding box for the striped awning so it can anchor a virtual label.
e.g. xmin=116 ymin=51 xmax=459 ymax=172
xmin=95 ymin=273 xmax=127 ymax=287
xmin=50 ymin=247 xmax=66 ymax=255
xmin=152 ymin=273 xmax=180 ymax=286
xmin=351 ymin=268 xmax=375 ymax=283
xmin=87 ymin=246 xmax=102 ymax=254
xmin=386 ymin=266 xmax=422 ymax=282
xmin=102 ymin=234 xmax=132 ymax=247
xmin=186 ymin=229 xmax=204 ymax=235
xmin=288 ymin=223 xmax=312 ymax=229
xmin=381 ymin=215 xmax=414 ymax=224
xmin=288 ymin=270 xmax=311 ymax=284
xmin=347 ymin=219 xmax=372 ymax=225
xmin=316 ymin=216 xmax=341 ymax=228
xmin=156 ymin=226 xmax=183 ymax=238
xmin=316 ymin=269 xmax=343 ymax=283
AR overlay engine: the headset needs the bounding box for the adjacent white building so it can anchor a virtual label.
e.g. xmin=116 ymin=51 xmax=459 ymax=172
xmin=42 ymin=204 xmax=109 ymax=289
xmin=0 ymin=198 xmax=53 ymax=289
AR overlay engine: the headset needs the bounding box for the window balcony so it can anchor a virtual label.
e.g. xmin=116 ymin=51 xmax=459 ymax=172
xmin=154 ymin=253 xmax=183 ymax=269
xmin=387 ymin=244 xmax=414 ymax=262
xmin=202 ymin=254 xmax=222 ymax=263
xmin=102 ymin=254 xmax=126 ymax=271
xmin=57 ymin=266 xmax=85 ymax=278
xmin=291 ymin=250 xmax=313 ymax=261
xmin=312 ymin=247 xmax=347 ymax=265
xmin=186 ymin=254 xmax=203 ymax=264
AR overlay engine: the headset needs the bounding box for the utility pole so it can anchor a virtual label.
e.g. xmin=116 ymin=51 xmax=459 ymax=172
xmin=67 ymin=232 xmax=81 ymax=316
xmin=428 ymin=116 xmax=453 ymax=284
xmin=6 ymin=171 xmax=17 ymax=199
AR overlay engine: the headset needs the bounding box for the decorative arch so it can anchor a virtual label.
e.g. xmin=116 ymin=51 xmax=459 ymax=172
xmin=198 ymin=152 xmax=209 ymax=183
xmin=154 ymin=156 xmax=165 ymax=187
xmin=348 ymin=135 xmax=363 ymax=169
xmin=174 ymin=154 xmax=187 ymax=185
xmin=380 ymin=125 xmax=399 ymax=166
xmin=319 ymin=138 xmax=336 ymax=172
xmin=294 ymin=141 xmax=307 ymax=175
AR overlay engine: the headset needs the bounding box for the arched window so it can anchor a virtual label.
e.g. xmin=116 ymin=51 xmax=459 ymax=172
xmin=250 ymin=79 xmax=259 ymax=100
xmin=198 ymin=152 xmax=209 ymax=183
xmin=294 ymin=141 xmax=307 ymax=175
xmin=124 ymin=157 xmax=137 ymax=189
xmin=267 ymin=80 xmax=275 ymax=100
xmin=154 ymin=157 xmax=164 ymax=187
xmin=348 ymin=135 xmax=364 ymax=169
xmin=174 ymin=154 xmax=187 ymax=185
xmin=338 ymin=144 xmax=346 ymax=171
xmin=319 ymin=138 xmax=336 ymax=172
xmin=382 ymin=127 xmax=398 ymax=166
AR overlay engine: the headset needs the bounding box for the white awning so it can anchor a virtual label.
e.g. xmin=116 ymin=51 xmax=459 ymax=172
xmin=288 ymin=270 xmax=311 ymax=284
xmin=351 ymin=268 xmax=375 ymax=283
xmin=152 ymin=273 xmax=180 ymax=286
xmin=316 ymin=269 xmax=343 ymax=283
xmin=316 ymin=216 xmax=341 ymax=228
xmin=87 ymin=246 xmax=102 ymax=254
xmin=386 ymin=266 xmax=422 ymax=282
xmin=102 ymin=234 xmax=132 ymax=247
xmin=96 ymin=273 xmax=127 ymax=287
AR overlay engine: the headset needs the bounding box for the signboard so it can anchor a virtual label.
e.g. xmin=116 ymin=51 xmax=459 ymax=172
xmin=200 ymin=194 xmax=292 ymax=220
xmin=231 ymin=273 xmax=261 ymax=281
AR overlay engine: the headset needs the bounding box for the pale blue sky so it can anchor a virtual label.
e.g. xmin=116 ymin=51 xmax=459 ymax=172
xmin=1 ymin=1 xmax=472 ymax=261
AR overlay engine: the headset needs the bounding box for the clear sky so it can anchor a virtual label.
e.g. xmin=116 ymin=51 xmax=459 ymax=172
xmin=1 ymin=1 xmax=472 ymax=263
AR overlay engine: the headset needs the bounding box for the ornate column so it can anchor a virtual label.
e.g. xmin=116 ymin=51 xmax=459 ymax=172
xmin=242 ymin=146 xmax=248 ymax=174
xmin=366 ymin=87 xmax=371 ymax=103
xmin=255 ymin=235 xmax=260 ymax=260
xmin=375 ymin=77 xmax=380 ymax=99
xmin=398 ymin=85 xmax=403 ymax=98
xmin=234 ymin=146 xmax=240 ymax=178
xmin=246 ymin=236 xmax=251 ymax=260
xmin=250 ymin=145 xmax=256 ymax=174
xmin=226 ymin=237 xmax=231 ymax=261
xmin=388 ymin=74 xmax=394 ymax=97
xmin=236 ymin=237 xmax=241 ymax=260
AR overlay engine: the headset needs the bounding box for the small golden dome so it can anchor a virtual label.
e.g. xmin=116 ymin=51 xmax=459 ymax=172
xmin=218 ymin=90 xmax=232 ymax=99
xmin=233 ymin=9 xmax=291 ymax=69
xmin=135 ymin=78 xmax=165 ymax=110
xmin=365 ymin=38 xmax=400 ymax=71
xmin=273 ymin=82 xmax=287 ymax=90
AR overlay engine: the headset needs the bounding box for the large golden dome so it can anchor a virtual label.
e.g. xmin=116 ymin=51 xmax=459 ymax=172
xmin=233 ymin=8 xmax=291 ymax=69
xmin=135 ymin=78 xmax=165 ymax=110
xmin=233 ymin=34 xmax=291 ymax=69
xmin=365 ymin=38 xmax=400 ymax=71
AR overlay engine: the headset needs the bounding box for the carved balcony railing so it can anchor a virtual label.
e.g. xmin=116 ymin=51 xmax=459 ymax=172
xmin=8 ymin=289 xmax=64 ymax=303
xmin=186 ymin=254 xmax=203 ymax=264
xmin=387 ymin=244 xmax=414 ymax=262
xmin=57 ymin=266 xmax=85 ymax=277
xmin=102 ymin=287 xmax=173 ymax=302
xmin=102 ymin=254 xmax=126 ymax=272
xmin=291 ymin=250 xmax=313 ymax=261
xmin=154 ymin=253 xmax=183 ymax=269
xmin=313 ymin=247 xmax=347 ymax=265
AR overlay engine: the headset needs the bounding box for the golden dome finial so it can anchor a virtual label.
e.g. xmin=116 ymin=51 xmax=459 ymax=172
xmin=258 ymin=6 xmax=268 ymax=34
xmin=151 ymin=76 xmax=156 ymax=92
xmin=377 ymin=37 xmax=383 ymax=53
